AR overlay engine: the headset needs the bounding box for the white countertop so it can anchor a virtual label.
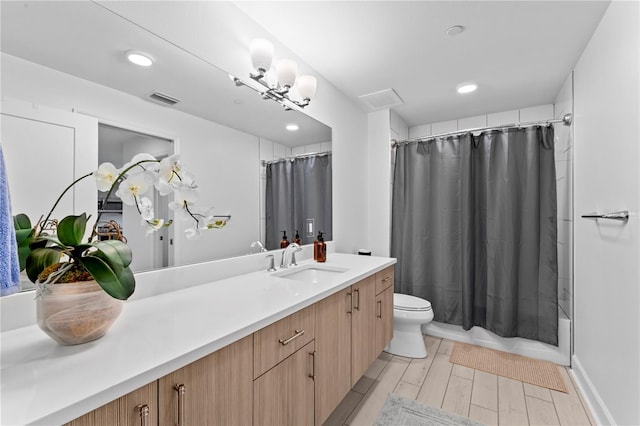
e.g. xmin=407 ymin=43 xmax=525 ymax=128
xmin=0 ymin=253 xmax=395 ymax=425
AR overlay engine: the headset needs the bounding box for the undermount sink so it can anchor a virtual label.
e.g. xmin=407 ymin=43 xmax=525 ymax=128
xmin=274 ymin=264 xmax=348 ymax=283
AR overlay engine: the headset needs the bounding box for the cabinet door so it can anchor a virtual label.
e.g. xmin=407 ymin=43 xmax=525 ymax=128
xmin=65 ymin=382 xmax=157 ymax=426
xmin=158 ymin=335 xmax=253 ymax=426
xmin=375 ymin=286 xmax=394 ymax=354
xmin=254 ymin=340 xmax=315 ymax=426
xmin=314 ymin=288 xmax=352 ymax=425
xmin=351 ymin=275 xmax=377 ymax=385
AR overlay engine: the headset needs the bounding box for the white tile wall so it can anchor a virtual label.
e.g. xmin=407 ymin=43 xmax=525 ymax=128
xmin=457 ymin=114 xmax=487 ymax=131
xmin=487 ymin=109 xmax=519 ymax=126
xmin=431 ymin=120 xmax=457 ymax=134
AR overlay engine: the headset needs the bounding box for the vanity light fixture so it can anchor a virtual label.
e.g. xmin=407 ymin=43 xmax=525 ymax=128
xmin=456 ymin=82 xmax=478 ymax=94
xmin=286 ymin=123 xmax=299 ymax=131
xmin=232 ymin=38 xmax=317 ymax=110
xmin=126 ymin=50 xmax=154 ymax=67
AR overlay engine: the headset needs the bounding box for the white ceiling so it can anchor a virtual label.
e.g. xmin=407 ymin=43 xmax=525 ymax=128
xmin=235 ymin=1 xmax=610 ymax=126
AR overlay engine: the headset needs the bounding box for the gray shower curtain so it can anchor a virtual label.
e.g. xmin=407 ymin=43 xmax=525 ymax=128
xmin=391 ymin=126 xmax=558 ymax=346
xmin=265 ymin=154 xmax=332 ymax=249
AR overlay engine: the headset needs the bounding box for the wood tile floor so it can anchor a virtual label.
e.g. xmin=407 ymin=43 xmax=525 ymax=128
xmin=323 ymin=336 xmax=596 ymax=426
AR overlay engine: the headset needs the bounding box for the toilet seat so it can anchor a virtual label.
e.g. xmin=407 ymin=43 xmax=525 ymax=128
xmin=394 ymin=293 xmax=432 ymax=312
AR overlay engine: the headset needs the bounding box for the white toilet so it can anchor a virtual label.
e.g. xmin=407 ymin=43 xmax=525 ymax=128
xmin=385 ymin=293 xmax=434 ymax=358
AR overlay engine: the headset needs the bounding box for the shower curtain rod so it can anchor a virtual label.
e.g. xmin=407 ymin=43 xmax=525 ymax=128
xmin=260 ymin=150 xmax=331 ymax=166
xmin=391 ymin=113 xmax=572 ymax=147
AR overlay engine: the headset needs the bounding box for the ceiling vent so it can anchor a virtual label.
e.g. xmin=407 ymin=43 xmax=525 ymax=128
xmin=147 ymin=91 xmax=180 ymax=106
xmin=358 ymin=88 xmax=404 ymax=111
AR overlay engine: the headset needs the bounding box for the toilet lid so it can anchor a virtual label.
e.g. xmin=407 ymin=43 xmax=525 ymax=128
xmin=394 ymin=293 xmax=432 ymax=311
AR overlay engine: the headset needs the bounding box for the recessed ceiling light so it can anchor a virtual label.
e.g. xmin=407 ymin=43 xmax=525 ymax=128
xmin=286 ymin=123 xmax=299 ymax=131
xmin=126 ymin=50 xmax=154 ymax=67
xmin=446 ymin=25 xmax=464 ymax=36
xmin=456 ymin=82 xmax=478 ymax=94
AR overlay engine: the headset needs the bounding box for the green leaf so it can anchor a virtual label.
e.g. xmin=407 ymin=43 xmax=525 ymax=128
xmin=57 ymin=214 xmax=88 ymax=246
xmin=13 ymin=213 xmax=31 ymax=231
xmin=92 ymin=240 xmax=133 ymax=268
xmin=80 ymin=256 xmax=135 ymax=300
xmin=26 ymin=247 xmax=62 ymax=282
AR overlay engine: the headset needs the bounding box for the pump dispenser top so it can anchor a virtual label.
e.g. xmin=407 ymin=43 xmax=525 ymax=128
xmin=293 ymin=230 xmax=301 ymax=245
xmin=280 ymin=231 xmax=290 ymax=248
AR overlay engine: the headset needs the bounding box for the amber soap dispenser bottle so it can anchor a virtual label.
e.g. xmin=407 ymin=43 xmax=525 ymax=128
xmin=314 ymin=231 xmax=326 ymax=262
xmin=280 ymin=230 xmax=290 ymax=248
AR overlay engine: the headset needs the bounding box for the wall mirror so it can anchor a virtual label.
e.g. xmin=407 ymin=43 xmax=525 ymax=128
xmin=0 ymin=1 xmax=332 ymax=292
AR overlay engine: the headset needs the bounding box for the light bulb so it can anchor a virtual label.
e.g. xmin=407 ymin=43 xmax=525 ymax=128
xmin=296 ymin=75 xmax=317 ymax=100
xmin=250 ymin=38 xmax=274 ymax=73
xmin=276 ymin=59 xmax=298 ymax=88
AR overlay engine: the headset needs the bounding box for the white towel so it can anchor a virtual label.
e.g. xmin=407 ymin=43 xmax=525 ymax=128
xmin=0 ymin=144 xmax=21 ymax=295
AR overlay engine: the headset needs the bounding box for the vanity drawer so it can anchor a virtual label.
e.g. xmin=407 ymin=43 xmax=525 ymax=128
xmin=375 ymin=266 xmax=394 ymax=295
xmin=254 ymin=304 xmax=315 ymax=379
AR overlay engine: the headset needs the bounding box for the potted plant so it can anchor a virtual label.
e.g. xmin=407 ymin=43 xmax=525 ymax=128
xmin=14 ymin=153 xmax=230 ymax=345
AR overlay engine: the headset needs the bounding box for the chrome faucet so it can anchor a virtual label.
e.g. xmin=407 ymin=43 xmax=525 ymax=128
xmin=250 ymin=240 xmax=267 ymax=253
xmin=265 ymin=254 xmax=277 ymax=272
xmin=280 ymin=243 xmax=302 ymax=269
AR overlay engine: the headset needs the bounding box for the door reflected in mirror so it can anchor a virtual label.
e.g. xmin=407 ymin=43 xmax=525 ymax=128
xmin=98 ymin=124 xmax=174 ymax=273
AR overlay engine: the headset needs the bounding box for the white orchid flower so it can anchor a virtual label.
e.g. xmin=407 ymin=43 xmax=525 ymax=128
xmin=138 ymin=197 xmax=154 ymax=221
xmin=115 ymin=173 xmax=150 ymax=206
xmin=158 ymin=155 xmax=182 ymax=185
xmin=185 ymin=227 xmax=200 ymax=240
xmin=95 ymin=162 xmax=119 ymax=192
xmin=145 ymin=218 xmax=165 ymax=236
xmin=122 ymin=153 xmax=160 ymax=176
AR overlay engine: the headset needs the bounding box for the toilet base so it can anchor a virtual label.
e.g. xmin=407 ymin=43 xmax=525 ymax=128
xmin=385 ymin=329 xmax=428 ymax=359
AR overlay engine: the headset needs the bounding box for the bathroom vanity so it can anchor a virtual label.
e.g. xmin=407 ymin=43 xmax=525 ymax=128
xmin=0 ymin=251 xmax=395 ymax=425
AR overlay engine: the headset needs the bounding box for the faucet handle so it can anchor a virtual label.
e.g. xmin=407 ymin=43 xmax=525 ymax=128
xmin=266 ymin=254 xmax=277 ymax=272
xmin=291 ymin=251 xmax=298 ymax=267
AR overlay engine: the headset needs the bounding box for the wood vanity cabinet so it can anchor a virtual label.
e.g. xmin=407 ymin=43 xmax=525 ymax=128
xmin=158 ymin=335 xmax=253 ymax=426
xmin=350 ymin=274 xmax=378 ymax=385
xmin=66 ymin=267 xmax=394 ymax=426
xmin=375 ymin=267 xmax=394 ymax=355
xmin=65 ymin=382 xmax=157 ymax=426
xmin=254 ymin=340 xmax=316 ymax=426
xmin=314 ymin=287 xmax=352 ymax=425
xmin=253 ymin=305 xmax=316 ymax=425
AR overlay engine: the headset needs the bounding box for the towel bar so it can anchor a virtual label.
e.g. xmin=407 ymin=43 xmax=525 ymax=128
xmin=581 ymin=210 xmax=629 ymax=220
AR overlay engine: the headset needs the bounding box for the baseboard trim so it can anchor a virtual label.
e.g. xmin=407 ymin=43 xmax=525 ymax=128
xmin=570 ymin=355 xmax=616 ymax=425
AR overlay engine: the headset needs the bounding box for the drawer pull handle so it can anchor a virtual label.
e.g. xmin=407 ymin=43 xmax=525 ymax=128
xmin=137 ymin=404 xmax=149 ymax=426
xmin=175 ymin=384 xmax=185 ymax=426
xmin=377 ymin=300 xmax=382 ymax=318
xmin=382 ymin=276 xmax=392 ymax=282
xmin=354 ymin=288 xmax=360 ymax=311
xmin=279 ymin=329 xmax=305 ymax=345
xmin=346 ymin=292 xmax=353 ymax=314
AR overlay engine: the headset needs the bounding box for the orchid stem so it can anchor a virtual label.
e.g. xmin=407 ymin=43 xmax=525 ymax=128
xmin=38 ymin=172 xmax=93 ymax=238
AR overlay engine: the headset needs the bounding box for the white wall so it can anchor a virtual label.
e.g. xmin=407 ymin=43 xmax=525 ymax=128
xmin=1 ymin=53 xmax=260 ymax=267
xmin=571 ymin=2 xmax=640 ymax=425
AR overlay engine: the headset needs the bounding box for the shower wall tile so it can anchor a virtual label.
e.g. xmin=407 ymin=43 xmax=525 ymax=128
xmin=273 ymin=143 xmax=287 ymax=159
xmin=558 ymin=278 xmax=572 ymax=318
xmin=458 ymin=114 xmax=487 ymax=131
xmin=487 ymin=109 xmax=519 ymax=126
xmin=431 ymin=120 xmax=457 ymax=135
xmin=259 ymin=138 xmax=274 ymax=162
xmin=320 ymin=141 xmax=332 ymax=152
xmin=408 ymin=124 xmax=431 ymax=139
xmin=556 ymin=161 xmax=572 ymax=221
xmin=520 ymin=104 xmax=554 ymax=122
